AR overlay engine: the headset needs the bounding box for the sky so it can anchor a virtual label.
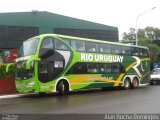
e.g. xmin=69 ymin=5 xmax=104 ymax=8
xmin=1 ymin=0 xmax=160 ymax=39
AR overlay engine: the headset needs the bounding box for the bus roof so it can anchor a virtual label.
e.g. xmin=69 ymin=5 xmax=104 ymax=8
xmin=35 ymin=34 xmax=148 ymax=49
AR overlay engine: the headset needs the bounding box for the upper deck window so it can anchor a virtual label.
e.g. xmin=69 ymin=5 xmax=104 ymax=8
xmin=99 ymin=43 xmax=111 ymax=53
xmin=111 ymin=45 xmax=121 ymax=54
xmin=41 ymin=38 xmax=53 ymax=49
xmin=22 ymin=38 xmax=39 ymax=56
xmin=63 ymin=39 xmax=71 ymax=45
xmin=131 ymin=47 xmax=139 ymax=56
xmin=86 ymin=42 xmax=98 ymax=53
xmin=139 ymin=48 xmax=149 ymax=57
xmin=71 ymin=40 xmax=85 ymax=52
xmin=121 ymin=46 xmax=131 ymax=55
xmin=55 ymin=40 xmax=69 ymax=50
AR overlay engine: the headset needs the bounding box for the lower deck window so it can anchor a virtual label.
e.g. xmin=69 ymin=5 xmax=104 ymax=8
xmin=66 ymin=62 xmax=125 ymax=74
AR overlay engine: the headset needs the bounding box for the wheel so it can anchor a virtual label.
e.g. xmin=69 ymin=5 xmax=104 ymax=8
xmin=150 ymin=81 xmax=153 ymax=85
xmin=131 ymin=77 xmax=139 ymax=89
xmin=123 ymin=78 xmax=131 ymax=90
xmin=57 ymin=80 xmax=69 ymax=95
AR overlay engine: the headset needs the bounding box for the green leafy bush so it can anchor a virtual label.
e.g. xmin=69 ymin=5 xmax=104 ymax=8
xmin=0 ymin=64 xmax=15 ymax=79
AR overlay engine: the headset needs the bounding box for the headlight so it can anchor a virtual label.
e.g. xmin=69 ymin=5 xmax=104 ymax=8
xmin=27 ymin=81 xmax=35 ymax=87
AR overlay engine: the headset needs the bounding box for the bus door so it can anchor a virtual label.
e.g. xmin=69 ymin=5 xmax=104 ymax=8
xmin=38 ymin=37 xmax=71 ymax=83
xmin=38 ymin=37 xmax=55 ymax=83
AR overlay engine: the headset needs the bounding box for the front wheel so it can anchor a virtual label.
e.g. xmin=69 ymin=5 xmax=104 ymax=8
xmin=57 ymin=80 xmax=69 ymax=95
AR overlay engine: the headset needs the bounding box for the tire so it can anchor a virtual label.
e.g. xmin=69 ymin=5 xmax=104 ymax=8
xmin=57 ymin=80 xmax=69 ymax=95
xmin=150 ymin=82 xmax=153 ymax=85
xmin=131 ymin=77 xmax=139 ymax=89
xmin=123 ymin=78 xmax=131 ymax=90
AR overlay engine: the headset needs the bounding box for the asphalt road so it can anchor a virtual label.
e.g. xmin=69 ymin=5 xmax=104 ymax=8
xmin=0 ymin=85 xmax=160 ymax=114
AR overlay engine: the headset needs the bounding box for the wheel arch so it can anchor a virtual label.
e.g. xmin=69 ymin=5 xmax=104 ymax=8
xmin=132 ymin=76 xmax=140 ymax=84
xmin=122 ymin=75 xmax=139 ymax=86
xmin=55 ymin=77 xmax=71 ymax=92
xmin=122 ymin=76 xmax=131 ymax=86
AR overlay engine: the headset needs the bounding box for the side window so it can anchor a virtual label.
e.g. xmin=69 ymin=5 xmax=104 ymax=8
xmin=66 ymin=63 xmax=87 ymax=74
xmin=63 ymin=38 xmax=71 ymax=45
xmin=54 ymin=61 xmax=64 ymax=68
xmin=100 ymin=64 xmax=106 ymax=73
xmin=121 ymin=46 xmax=131 ymax=55
xmin=55 ymin=39 xmax=69 ymax=50
xmin=41 ymin=38 xmax=53 ymax=49
xmin=39 ymin=62 xmax=48 ymax=74
xmin=87 ymin=63 xmax=99 ymax=73
xmin=106 ymin=64 xmax=111 ymax=73
xmin=131 ymin=47 xmax=139 ymax=56
xmin=71 ymin=40 xmax=85 ymax=52
xmin=39 ymin=37 xmax=54 ymax=59
xmin=86 ymin=42 xmax=98 ymax=53
xmin=139 ymin=48 xmax=148 ymax=57
xmin=99 ymin=43 xmax=111 ymax=53
xmin=111 ymin=45 xmax=121 ymax=54
xmin=112 ymin=64 xmax=125 ymax=73
xmin=112 ymin=64 xmax=120 ymax=73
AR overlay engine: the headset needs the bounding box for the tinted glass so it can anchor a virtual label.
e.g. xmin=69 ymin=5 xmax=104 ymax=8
xmin=67 ymin=63 xmax=87 ymax=74
xmin=121 ymin=46 xmax=131 ymax=55
xmin=139 ymin=48 xmax=148 ymax=57
xmin=86 ymin=42 xmax=98 ymax=52
xmin=112 ymin=64 xmax=120 ymax=73
xmin=55 ymin=40 xmax=69 ymax=50
xmin=63 ymin=39 xmax=71 ymax=45
xmin=100 ymin=64 xmax=106 ymax=73
xmin=41 ymin=38 xmax=53 ymax=49
xmin=99 ymin=43 xmax=111 ymax=53
xmin=111 ymin=45 xmax=121 ymax=54
xmin=87 ymin=63 xmax=99 ymax=73
xmin=23 ymin=38 xmax=39 ymax=56
xmin=71 ymin=40 xmax=85 ymax=52
xmin=106 ymin=64 xmax=111 ymax=73
xmin=131 ymin=47 xmax=139 ymax=56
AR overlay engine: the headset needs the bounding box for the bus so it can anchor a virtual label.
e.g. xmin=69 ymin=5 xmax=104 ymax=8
xmin=13 ymin=34 xmax=150 ymax=94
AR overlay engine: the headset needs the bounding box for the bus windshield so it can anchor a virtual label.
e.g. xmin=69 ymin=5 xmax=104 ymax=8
xmin=19 ymin=38 xmax=39 ymax=57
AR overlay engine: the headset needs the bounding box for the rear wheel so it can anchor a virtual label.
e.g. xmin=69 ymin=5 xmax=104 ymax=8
xmin=123 ymin=78 xmax=131 ymax=90
xmin=131 ymin=77 xmax=139 ymax=88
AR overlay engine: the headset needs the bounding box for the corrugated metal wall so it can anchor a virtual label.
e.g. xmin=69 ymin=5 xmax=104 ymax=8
xmin=54 ymin=28 xmax=118 ymax=42
xmin=0 ymin=25 xmax=39 ymax=49
xmin=0 ymin=12 xmax=119 ymax=49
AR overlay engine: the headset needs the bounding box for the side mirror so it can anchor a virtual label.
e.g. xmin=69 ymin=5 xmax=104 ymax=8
xmin=26 ymin=58 xmax=41 ymax=70
xmin=6 ymin=63 xmax=15 ymax=72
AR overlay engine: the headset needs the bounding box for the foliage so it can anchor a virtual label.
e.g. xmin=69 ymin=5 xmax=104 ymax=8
xmin=122 ymin=26 xmax=160 ymax=41
xmin=138 ymin=38 xmax=160 ymax=62
xmin=0 ymin=64 xmax=15 ymax=79
xmin=122 ymin=26 xmax=160 ymax=63
xmin=122 ymin=28 xmax=136 ymax=41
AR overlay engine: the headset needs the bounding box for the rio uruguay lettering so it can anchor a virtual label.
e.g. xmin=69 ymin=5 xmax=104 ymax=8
xmin=81 ymin=53 xmax=123 ymax=63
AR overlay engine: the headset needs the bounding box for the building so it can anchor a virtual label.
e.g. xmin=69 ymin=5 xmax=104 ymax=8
xmin=0 ymin=11 xmax=119 ymax=63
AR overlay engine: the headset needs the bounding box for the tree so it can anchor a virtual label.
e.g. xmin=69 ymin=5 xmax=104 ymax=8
xmin=122 ymin=26 xmax=160 ymax=41
xmin=122 ymin=26 xmax=160 ymax=63
xmin=138 ymin=38 xmax=160 ymax=62
xmin=122 ymin=28 xmax=136 ymax=41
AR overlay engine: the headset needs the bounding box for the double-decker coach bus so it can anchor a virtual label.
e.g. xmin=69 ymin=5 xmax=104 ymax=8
xmin=13 ymin=34 xmax=150 ymax=94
